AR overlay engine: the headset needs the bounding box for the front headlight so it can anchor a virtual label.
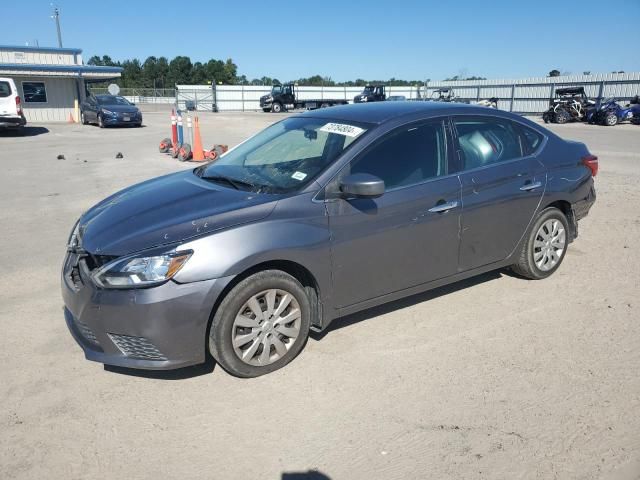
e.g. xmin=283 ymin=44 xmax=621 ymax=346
xmin=102 ymin=109 xmax=115 ymax=115
xmin=67 ymin=221 xmax=80 ymax=250
xmin=92 ymin=250 xmax=192 ymax=289
xmin=361 ymin=96 xmax=368 ymax=102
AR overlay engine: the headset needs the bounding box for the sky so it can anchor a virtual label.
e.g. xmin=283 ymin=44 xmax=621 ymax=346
xmin=3 ymin=0 xmax=640 ymax=82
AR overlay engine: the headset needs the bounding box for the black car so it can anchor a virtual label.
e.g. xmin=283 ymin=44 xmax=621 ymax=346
xmin=81 ymin=95 xmax=142 ymax=128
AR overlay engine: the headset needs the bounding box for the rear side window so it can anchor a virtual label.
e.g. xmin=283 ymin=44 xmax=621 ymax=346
xmin=23 ymin=81 xmax=47 ymax=103
xmin=454 ymin=117 xmax=522 ymax=170
xmin=520 ymin=125 xmax=544 ymax=155
xmin=350 ymin=120 xmax=448 ymax=190
xmin=0 ymin=81 xmax=11 ymax=98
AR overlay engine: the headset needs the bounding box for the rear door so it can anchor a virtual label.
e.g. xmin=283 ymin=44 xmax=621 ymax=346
xmin=452 ymin=115 xmax=546 ymax=271
xmin=0 ymin=80 xmax=16 ymax=116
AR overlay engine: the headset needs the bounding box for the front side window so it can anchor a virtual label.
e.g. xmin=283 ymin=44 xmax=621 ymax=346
xmin=0 ymin=81 xmax=11 ymax=98
xmin=348 ymin=120 xmax=448 ymax=190
xmin=454 ymin=117 xmax=522 ymax=170
xmin=22 ymin=82 xmax=47 ymax=103
xmin=199 ymin=117 xmax=369 ymax=193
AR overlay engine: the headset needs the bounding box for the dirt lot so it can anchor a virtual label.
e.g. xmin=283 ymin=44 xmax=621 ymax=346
xmin=1 ymin=109 xmax=639 ymax=480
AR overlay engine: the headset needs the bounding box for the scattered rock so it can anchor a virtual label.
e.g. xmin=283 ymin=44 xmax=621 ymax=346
xmin=116 ymin=152 xmax=123 ymax=158
xmin=56 ymin=154 xmax=65 ymax=160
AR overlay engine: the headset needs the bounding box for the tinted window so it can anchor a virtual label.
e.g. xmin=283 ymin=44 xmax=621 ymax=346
xmin=350 ymin=120 xmax=447 ymax=190
xmin=520 ymin=125 xmax=544 ymax=155
xmin=0 ymin=81 xmax=11 ymax=98
xmin=454 ymin=117 xmax=522 ymax=170
xmin=22 ymin=82 xmax=47 ymax=103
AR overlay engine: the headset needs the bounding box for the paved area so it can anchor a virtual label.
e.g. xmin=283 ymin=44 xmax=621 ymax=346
xmin=1 ymin=110 xmax=639 ymax=480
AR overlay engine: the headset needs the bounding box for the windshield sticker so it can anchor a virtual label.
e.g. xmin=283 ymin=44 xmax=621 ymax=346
xmin=291 ymin=171 xmax=308 ymax=181
xmin=319 ymin=123 xmax=365 ymax=138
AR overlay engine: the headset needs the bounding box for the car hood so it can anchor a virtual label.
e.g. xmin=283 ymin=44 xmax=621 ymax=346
xmin=78 ymin=170 xmax=278 ymax=256
xmin=100 ymin=104 xmax=139 ymax=113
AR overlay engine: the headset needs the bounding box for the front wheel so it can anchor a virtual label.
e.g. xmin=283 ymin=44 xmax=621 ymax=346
xmin=512 ymin=207 xmax=569 ymax=280
xmin=209 ymin=270 xmax=311 ymax=378
xmin=554 ymin=109 xmax=570 ymax=124
xmin=603 ymin=113 xmax=618 ymax=126
xmin=81 ymin=111 xmax=88 ymax=125
xmin=542 ymin=111 xmax=552 ymax=124
xmin=97 ymin=114 xmax=105 ymax=128
xmin=271 ymin=102 xmax=283 ymax=113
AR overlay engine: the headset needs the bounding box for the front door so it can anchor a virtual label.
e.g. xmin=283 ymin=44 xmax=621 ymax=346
xmin=326 ymin=119 xmax=462 ymax=308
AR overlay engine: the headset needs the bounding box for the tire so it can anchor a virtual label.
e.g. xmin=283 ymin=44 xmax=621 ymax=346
xmin=271 ymin=102 xmax=283 ymax=113
xmin=320 ymin=103 xmax=329 ymax=108
xmin=209 ymin=270 xmax=311 ymax=378
xmin=554 ymin=109 xmax=570 ymax=124
xmin=98 ymin=114 xmax=105 ymax=128
xmin=542 ymin=111 xmax=552 ymax=124
xmin=177 ymin=143 xmax=192 ymax=162
xmin=81 ymin=111 xmax=88 ymax=125
xmin=512 ymin=207 xmax=569 ymax=280
xmin=603 ymin=113 xmax=618 ymax=126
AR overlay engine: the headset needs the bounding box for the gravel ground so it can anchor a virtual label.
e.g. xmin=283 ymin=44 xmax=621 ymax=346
xmin=1 ymin=109 xmax=639 ymax=480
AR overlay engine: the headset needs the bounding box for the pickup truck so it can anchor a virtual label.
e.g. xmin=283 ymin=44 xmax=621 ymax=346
xmin=259 ymin=84 xmax=348 ymax=113
xmin=353 ymin=85 xmax=386 ymax=103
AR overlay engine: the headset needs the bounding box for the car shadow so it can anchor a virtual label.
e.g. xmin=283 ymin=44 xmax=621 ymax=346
xmin=282 ymin=471 xmax=331 ymax=480
xmin=0 ymin=126 xmax=49 ymax=137
xmin=310 ymin=269 xmax=504 ymax=341
xmin=104 ymin=355 xmax=216 ymax=380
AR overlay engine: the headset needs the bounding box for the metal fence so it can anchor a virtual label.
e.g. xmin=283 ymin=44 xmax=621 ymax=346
xmin=91 ymin=72 xmax=640 ymax=114
xmin=88 ymin=87 xmax=175 ymax=104
xmin=424 ymin=72 xmax=640 ymax=113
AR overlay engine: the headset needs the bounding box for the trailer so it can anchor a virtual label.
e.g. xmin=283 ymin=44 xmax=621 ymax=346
xmin=259 ymin=84 xmax=349 ymax=113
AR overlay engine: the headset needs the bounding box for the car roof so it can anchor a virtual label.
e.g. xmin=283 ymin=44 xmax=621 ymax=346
xmin=297 ymin=101 xmax=506 ymax=125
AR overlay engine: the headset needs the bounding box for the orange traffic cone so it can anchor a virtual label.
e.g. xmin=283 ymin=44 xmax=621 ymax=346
xmin=192 ymin=116 xmax=205 ymax=161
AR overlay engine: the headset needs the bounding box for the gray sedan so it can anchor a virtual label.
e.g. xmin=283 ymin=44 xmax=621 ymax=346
xmin=62 ymin=102 xmax=597 ymax=377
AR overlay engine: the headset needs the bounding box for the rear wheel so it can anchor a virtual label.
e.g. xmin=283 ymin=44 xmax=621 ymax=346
xmin=512 ymin=207 xmax=569 ymax=280
xmin=209 ymin=270 xmax=311 ymax=378
xmin=603 ymin=113 xmax=618 ymax=126
xmin=271 ymin=102 xmax=283 ymax=113
xmin=554 ymin=109 xmax=570 ymax=124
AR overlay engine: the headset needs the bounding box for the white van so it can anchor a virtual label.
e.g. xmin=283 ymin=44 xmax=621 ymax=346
xmin=0 ymin=77 xmax=27 ymax=133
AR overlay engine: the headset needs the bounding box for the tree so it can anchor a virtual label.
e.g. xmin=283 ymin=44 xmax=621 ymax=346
xmin=167 ymin=56 xmax=193 ymax=86
xmin=548 ymin=69 xmax=561 ymax=77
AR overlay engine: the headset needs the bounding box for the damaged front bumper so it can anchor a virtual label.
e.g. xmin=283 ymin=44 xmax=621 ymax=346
xmin=61 ymin=251 xmax=232 ymax=370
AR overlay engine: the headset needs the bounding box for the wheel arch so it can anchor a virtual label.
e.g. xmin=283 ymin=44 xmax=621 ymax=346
xmin=207 ymin=259 xmax=324 ymax=335
xmin=540 ymin=199 xmax=576 ymax=240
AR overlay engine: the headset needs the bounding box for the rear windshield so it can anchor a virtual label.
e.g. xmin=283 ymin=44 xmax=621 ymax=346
xmin=0 ymin=81 xmax=11 ymax=98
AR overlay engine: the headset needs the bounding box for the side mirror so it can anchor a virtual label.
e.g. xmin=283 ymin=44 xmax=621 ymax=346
xmin=339 ymin=173 xmax=384 ymax=199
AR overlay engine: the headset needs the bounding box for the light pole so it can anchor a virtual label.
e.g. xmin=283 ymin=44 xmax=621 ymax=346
xmin=51 ymin=6 xmax=63 ymax=48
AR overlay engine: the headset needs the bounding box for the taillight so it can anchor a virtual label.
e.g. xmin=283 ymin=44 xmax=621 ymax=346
xmin=15 ymin=96 xmax=22 ymax=115
xmin=582 ymin=154 xmax=598 ymax=177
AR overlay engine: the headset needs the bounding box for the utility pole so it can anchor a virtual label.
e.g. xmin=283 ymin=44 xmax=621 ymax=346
xmin=51 ymin=6 xmax=63 ymax=48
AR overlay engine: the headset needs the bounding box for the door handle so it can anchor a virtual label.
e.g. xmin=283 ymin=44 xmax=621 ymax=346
xmin=520 ymin=181 xmax=542 ymax=191
xmin=428 ymin=201 xmax=459 ymax=213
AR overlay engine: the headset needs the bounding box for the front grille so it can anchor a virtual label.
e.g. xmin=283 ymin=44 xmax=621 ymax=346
xmin=108 ymin=334 xmax=167 ymax=361
xmin=74 ymin=318 xmax=100 ymax=347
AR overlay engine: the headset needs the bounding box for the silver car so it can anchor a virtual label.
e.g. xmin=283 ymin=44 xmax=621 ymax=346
xmin=62 ymin=102 xmax=597 ymax=377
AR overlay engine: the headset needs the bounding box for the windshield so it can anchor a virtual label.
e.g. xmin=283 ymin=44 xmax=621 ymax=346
xmin=97 ymin=95 xmax=131 ymax=105
xmin=198 ymin=117 xmax=369 ymax=193
xmin=271 ymin=85 xmax=282 ymax=95
xmin=362 ymin=86 xmax=374 ymax=93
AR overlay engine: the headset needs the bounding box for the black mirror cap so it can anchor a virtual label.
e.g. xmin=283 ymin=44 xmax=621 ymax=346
xmin=340 ymin=173 xmax=385 ymax=199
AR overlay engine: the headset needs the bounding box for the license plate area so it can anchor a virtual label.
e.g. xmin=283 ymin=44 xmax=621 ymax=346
xmin=123 ymin=116 xmax=130 ymax=121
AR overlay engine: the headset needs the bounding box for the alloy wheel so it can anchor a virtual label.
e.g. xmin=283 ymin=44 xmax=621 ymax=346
xmin=533 ymin=219 xmax=566 ymax=271
xmin=231 ymin=289 xmax=301 ymax=366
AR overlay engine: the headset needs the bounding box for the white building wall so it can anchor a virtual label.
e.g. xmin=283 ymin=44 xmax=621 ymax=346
xmin=14 ymin=76 xmax=80 ymax=122
xmin=0 ymin=49 xmax=79 ymax=65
